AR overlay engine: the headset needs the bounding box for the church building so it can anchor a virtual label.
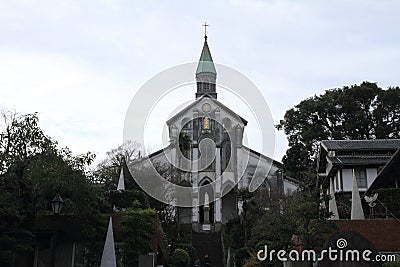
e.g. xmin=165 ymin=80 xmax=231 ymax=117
xmin=142 ymin=32 xmax=298 ymax=234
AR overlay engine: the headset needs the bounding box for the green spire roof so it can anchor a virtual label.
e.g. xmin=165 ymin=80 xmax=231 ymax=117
xmin=196 ymin=37 xmax=217 ymax=75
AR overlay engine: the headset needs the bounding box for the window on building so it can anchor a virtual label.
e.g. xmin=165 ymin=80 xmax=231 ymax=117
xmin=354 ymin=169 xmax=367 ymax=188
xmin=335 ymin=174 xmax=340 ymax=191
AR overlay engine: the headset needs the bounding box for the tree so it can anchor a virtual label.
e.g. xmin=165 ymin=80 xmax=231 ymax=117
xmin=92 ymin=140 xmax=142 ymax=188
xmin=222 ymin=172 xmax=334 ymax=267
xmin=121 ymin=201 xmax=156 ymax=267
xmin=276 ymin=82 xmax=400 ymax=178
xmin=93 ymin=141 xmax=179 ymax=240
xmin=244 ymin=187 xmax=335 ymax=267
xmin=0 ymin=110 xmax=108 ymax=266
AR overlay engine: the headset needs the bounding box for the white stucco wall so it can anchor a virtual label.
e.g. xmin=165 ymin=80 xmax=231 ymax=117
xmin=366 ymin=168 xmax=377 ymax=188
xmin=340 ymin=167 xmax=378 ymax=191
xmin=342 ymin=168 xmax=353 ymax=191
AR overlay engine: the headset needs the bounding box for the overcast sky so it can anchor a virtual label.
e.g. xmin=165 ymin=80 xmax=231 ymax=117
xmin=1 ymin=0 xmax=399 ymax=164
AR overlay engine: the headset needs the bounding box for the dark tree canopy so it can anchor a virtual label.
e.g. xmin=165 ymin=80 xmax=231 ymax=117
xmin=0 ymin=111 xmax=107 ymax=266
xmin=276 ymin=82 xmax=400 ymax=177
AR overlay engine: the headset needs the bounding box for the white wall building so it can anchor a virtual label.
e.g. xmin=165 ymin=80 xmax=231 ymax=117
xmin=317 ymin=139 xmax=400 ymax=219
xmin=134 ymin=36 xmax=298 ymax=233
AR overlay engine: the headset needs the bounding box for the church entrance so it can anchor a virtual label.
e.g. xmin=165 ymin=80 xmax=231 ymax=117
xmin=199 ymin=179 xmax=214 ymax=224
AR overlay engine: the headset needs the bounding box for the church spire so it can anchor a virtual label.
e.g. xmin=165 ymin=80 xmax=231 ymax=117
xmin=196 ymin=23 xmax=217 ymax=99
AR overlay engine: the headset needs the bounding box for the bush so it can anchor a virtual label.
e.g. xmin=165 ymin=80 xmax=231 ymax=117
xmin=176 ymin=243 xmax=196 ymax=265
xmin=234 ymin=247 xmax=251 ymax=267
xmin=383 ymin=261 xmax=400 ymax=267
xmin=172 ymin=248 xmax=190 ymax=267
xmin=223 ymin=217 xmax=245 ymax=250
xmin=121 ymin=207 xmax=155 ymax=266
xmin=373 ymin=188 xmax=400 ymax=218
xmin=243 ymin=252 xmax=264 ymax=267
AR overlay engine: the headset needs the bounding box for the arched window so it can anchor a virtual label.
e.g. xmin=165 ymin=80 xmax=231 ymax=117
xmin=181 ymin=117 xmax=190 ymax=130
xmin=222 ymin=118 xmax=232 ymax=130
xmin=221 ymin=140 xmax=231 ymax=171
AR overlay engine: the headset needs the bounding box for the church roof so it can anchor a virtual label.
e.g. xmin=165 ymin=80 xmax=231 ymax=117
xmin=196 ymin=37 xmax=217 ymax=75
xmin=242 ymin=145 xmax=283 ymax=168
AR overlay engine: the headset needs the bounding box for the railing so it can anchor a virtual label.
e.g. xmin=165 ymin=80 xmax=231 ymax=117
xmin=370 ymin=200 xmax=400 ymax=222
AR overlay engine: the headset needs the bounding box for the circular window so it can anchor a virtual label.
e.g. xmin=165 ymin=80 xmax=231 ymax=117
xmin=202 ymin=103 xmax=211 ymax=113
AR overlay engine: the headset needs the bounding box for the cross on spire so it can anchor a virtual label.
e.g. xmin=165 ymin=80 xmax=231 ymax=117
xmin=202 ymin=22 xmax=209 ymax=39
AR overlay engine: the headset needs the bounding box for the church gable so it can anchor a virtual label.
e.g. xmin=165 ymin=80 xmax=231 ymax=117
xmin=166 ymin=95 xmax=247 ymax=140
xmin=128 ymin=31 xmax=302 ymax=235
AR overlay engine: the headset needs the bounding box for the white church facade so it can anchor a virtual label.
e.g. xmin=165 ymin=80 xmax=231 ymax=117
xmin=138 ymin=35 xmax=298 ymax=232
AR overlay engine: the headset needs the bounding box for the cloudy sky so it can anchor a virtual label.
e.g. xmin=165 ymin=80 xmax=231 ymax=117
xmin=1 ymin=0 xmax=399 ymax=164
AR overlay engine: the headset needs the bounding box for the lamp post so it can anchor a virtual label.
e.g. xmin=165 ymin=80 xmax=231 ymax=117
xmin=51 ymin=194 xmax=64 ymax=215
xmin=50 ymin=194 xmax=64 ymax=267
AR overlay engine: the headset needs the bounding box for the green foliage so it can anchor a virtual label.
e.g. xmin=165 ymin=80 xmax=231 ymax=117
xmin=383 ymin=261 xmax=400 ymax=267
xmin=243 ymin=252 xmax=265 ymax=267
xmin=285 ymin=189 xmax=337 ymax=249
xmin=176 ymin=243 xmax=197 ymax=266
xmin=223 ymin=217 xmax=245 ymax=250
xmin=121 ymin=206 xmax=156 ymax=266
xmin=224 ymin=185 xmax=332 ymax=266
xmin=0 ymin=212 xmax=33 ymax=266
xmin=0 ymin=110 xmax=108 ymax=266
xmin=92 ymin=140 xmax=142 ymax=188
xmin=237 ymin=188 xmax=254 ymax=202
xmin=109 ymin=189 xmax=148 ymax=210
xmin=234 ymin=247 xmax=251 ymax=267
xmin=165 ymin=222 xmax=192 ymax=250
xmin=249 ymin=212 xmax=297 ymax=251
xmin=172 ymin=248 xmax=190 ymax=267
xmin=336 ymin=193 xmax=351 ymax=219
xmin=276 ymin=82 xmax=400 ymax=177
xmin=372 ymin=188 xmax=400 ymax=218
xmin=224 ymin=187 xmax=335 ymax=267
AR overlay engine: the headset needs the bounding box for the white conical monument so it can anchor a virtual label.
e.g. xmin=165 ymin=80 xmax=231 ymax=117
xmin=117 ymin=168 xmax=125 ymax=191
xmin=328 ymin=179 xmax=339 ymax=220
xmin=100 ymin=217 xmax=117 ymax=267
xmin=351 ymin=170 xmax=365 ymax=220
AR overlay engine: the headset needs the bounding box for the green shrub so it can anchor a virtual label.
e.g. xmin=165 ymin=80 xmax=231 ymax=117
xmin=176 ymin=243 xmax=197 ymax=265
xmin=121 ymin=207 xmax=155 ymax=266
xmin=373 ymin=188 xmax=400 ymax=218
xmin=234 ymin=247 xmax=251 ymax=267
xmin=383 ymin=260 xmax=400 ymax=267
xmin=172 ymin=248 xmax=190 ymax=267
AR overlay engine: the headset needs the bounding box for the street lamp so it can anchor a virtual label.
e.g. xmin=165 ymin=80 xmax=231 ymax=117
xmin=51 ymin=194 xmax=64 ymax=215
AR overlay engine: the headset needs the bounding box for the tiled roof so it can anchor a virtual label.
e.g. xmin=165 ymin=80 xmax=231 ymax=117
xmin=367 ymin=149 xmax=400 ymax=193
xmin=329 ymin=156 xmax=393 ymax=166
xmin=321 ymin=139 xmax=400 ymax=151
xmin=333 ymin=219 xmax=400 ymax=252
